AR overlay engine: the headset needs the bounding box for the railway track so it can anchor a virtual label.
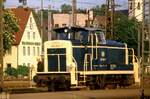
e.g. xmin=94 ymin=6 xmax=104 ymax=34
xmin=3 ymin=75 xmax=150 ymax=93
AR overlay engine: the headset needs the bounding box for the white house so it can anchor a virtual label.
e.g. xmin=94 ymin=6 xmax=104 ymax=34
xmin=3 ymin=8 xmax=42 ymax=77
xmin=128 ymin=0 xmax=143 ymax=21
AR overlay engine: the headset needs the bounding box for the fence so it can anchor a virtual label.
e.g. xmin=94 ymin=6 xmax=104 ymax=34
xmin=0 ymin=92 xmax=9 ymax=99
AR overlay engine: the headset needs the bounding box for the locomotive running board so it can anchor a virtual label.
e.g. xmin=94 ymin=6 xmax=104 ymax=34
xmin=78 ymin=70 xmax=134 ymax=75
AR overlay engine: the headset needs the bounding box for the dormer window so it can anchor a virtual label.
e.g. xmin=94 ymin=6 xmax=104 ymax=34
xmin=55 ymin=24 xmax=59 ymax=28
xmin=30 ymin=17 xmax=33 ymax=29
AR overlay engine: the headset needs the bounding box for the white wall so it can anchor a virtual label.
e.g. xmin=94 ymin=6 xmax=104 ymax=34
xmin=3 ymin=46 xmax=18 ymax=69
xmin=18 ymin=12 xmax=42 ymax=76
xmin=128 ymin=0 xmax=143 ymax=21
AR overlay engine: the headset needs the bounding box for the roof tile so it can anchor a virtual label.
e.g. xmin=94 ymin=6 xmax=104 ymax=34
xmin=11 ymin=8 xmax=31 ymax=45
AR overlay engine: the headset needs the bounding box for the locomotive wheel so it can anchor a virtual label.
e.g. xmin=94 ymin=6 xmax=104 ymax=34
xmin=48 ymin=81 xmax=55 ymax=92
xmin=52 ymin=76 xmax=70 ymax=91
xmin=96 ymin=76 xmax=106 ymax=89
xmin=105 ymin=83 xmax=117 ymax=89
xmin=87 ymin=82 xmax=95 ymax=90
xmin=86 ymin=77 xmax=96 ymax=90
xmin=33 ymin=76 xmax=38 ymax=83
xmin=47 ymin=78 xmax=55 ymax=92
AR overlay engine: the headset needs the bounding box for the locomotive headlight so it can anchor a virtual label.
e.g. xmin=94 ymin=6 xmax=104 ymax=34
xmin=64 ymin=29 xmax=68 ymax=33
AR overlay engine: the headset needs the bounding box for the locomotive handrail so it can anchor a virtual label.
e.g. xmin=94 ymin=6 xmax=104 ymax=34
xmin=45 ymin=53 xmax=66 ymax=55
xmin=95 ymin=33 xmax=98 ymax=59
xmin=91 ymin=34 xmax=94 ymax=60
xmin=83 ymin=54 xmax=92 ymax=83
xmin=73 ymin=45 xmax=127 ymax=49
xmin=128 ymin=48 xmax=135 ymax=63
xmin=72 ymin=56 xmax=78 ymax=86
xmin=84 ymin=54 xmax=92 ymax=71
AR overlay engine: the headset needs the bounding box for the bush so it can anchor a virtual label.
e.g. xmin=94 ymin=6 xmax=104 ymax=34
xmin=5 ymin=65 xmax=29 ymax=78
xmin=5 ymin=67 xmax=17 ymax=77
xmin=17 ymin=65 xmax=29 ymax=76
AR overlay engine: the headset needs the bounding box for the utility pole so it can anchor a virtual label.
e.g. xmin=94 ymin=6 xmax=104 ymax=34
xmin=0 ymin=0 xmax=3 ymax=92
xmin=72 ymin=0 xmax=77 ymax=27
xmin=87 ymin=9 xmax=93 ymax=27
xmin=140 ymin=0 xmax=150 ymax=98
xmin=106 ymin=0 xmax=115 ymax=39
xmin=41 ymin=0 xmax=44 ymax=54
xmin=48 ymin=5 xmax=53 ymax=40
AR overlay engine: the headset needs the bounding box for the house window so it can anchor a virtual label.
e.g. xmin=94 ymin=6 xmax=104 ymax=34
xmin=27 ymin=32 xmax=30 ymax=40
xmin=137 ymin=2 xmax=140 ymax=10
xmin=55 ymin=24 xmax=59 ymax=28
xmin=7 ymin=48 xmax=12 ymax=55
xmin=23 ymin=46 xmax=26 ymax=56
xmin=27 ymin=63 xmax=30 ymax=67
xmin=28 ymin=46 xmax=30 ymax=56
xmin=37 ymin=47 xmax=40 ymax=56
xmin=130 ymin=2 xmax=132 ymax=10
xmin=7 ymin=63 xmax=11 ymax=68
xmin=62 ymin=23 xmax=66 ymax=27
xmin=33 ymin=32 xmax=35 ymax=39
xmin=33 ymin=47 xmax=35 ymax=56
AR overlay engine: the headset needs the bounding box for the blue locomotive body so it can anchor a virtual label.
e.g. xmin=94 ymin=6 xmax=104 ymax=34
xmin=34 ymin=27 xmax=139 ymax=90
xmin=54 ymin=27 xmax=133 ymax=71
xmin=73 ymin=47 xmax=133 ymax=71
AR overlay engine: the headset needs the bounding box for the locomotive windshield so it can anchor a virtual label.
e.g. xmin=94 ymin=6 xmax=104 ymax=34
xmin=53 ymin=27 xmax=106 ymax=45
xmin=56 ymin=29 xmax=88 ymax=41
xmin=96 ymin=31 xmax=106 ymax=44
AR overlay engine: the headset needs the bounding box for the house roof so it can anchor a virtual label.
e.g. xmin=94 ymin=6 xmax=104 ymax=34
xmin=11 ymin=8 xmax=32 ymax=45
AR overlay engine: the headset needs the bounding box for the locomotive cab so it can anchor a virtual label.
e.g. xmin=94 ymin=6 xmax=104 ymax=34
xmin=54 ymin=26 xmax=106 ymax=45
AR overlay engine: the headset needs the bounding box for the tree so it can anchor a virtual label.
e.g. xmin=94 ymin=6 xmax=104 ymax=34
xmin=92 ymin=4 xmax=107 ymax=16
xmin=61 ymin=4 xmax=72 ymax=13
xmin=92 ymin=4 xmax=139 ymax=51
xmin=114 ymin=12 xmax=140 ymax=51
xmin=3 ymin=10 xmax=19 ymax=53
xmin=77 ymin=8 xmax=86 ymax=13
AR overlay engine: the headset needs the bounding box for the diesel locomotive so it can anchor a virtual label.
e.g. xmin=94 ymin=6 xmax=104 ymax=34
xmin=34 ymin=26 xmax=139 ymax=90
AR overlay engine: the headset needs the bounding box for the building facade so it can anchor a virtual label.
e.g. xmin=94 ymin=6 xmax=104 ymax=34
xmin=144 ymin=0 xmax=149 ymax=24
xmin=53 ymin=13 xmax=88 ymax=28
xmin=3 ymin=8 xmax=42 ymax=77
xmin=128 ymin=0 xmax=143 ymax=21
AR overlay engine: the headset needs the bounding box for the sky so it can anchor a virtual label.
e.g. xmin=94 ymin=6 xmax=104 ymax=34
xmin=4 ymin=0 xmax=128 ymax=10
